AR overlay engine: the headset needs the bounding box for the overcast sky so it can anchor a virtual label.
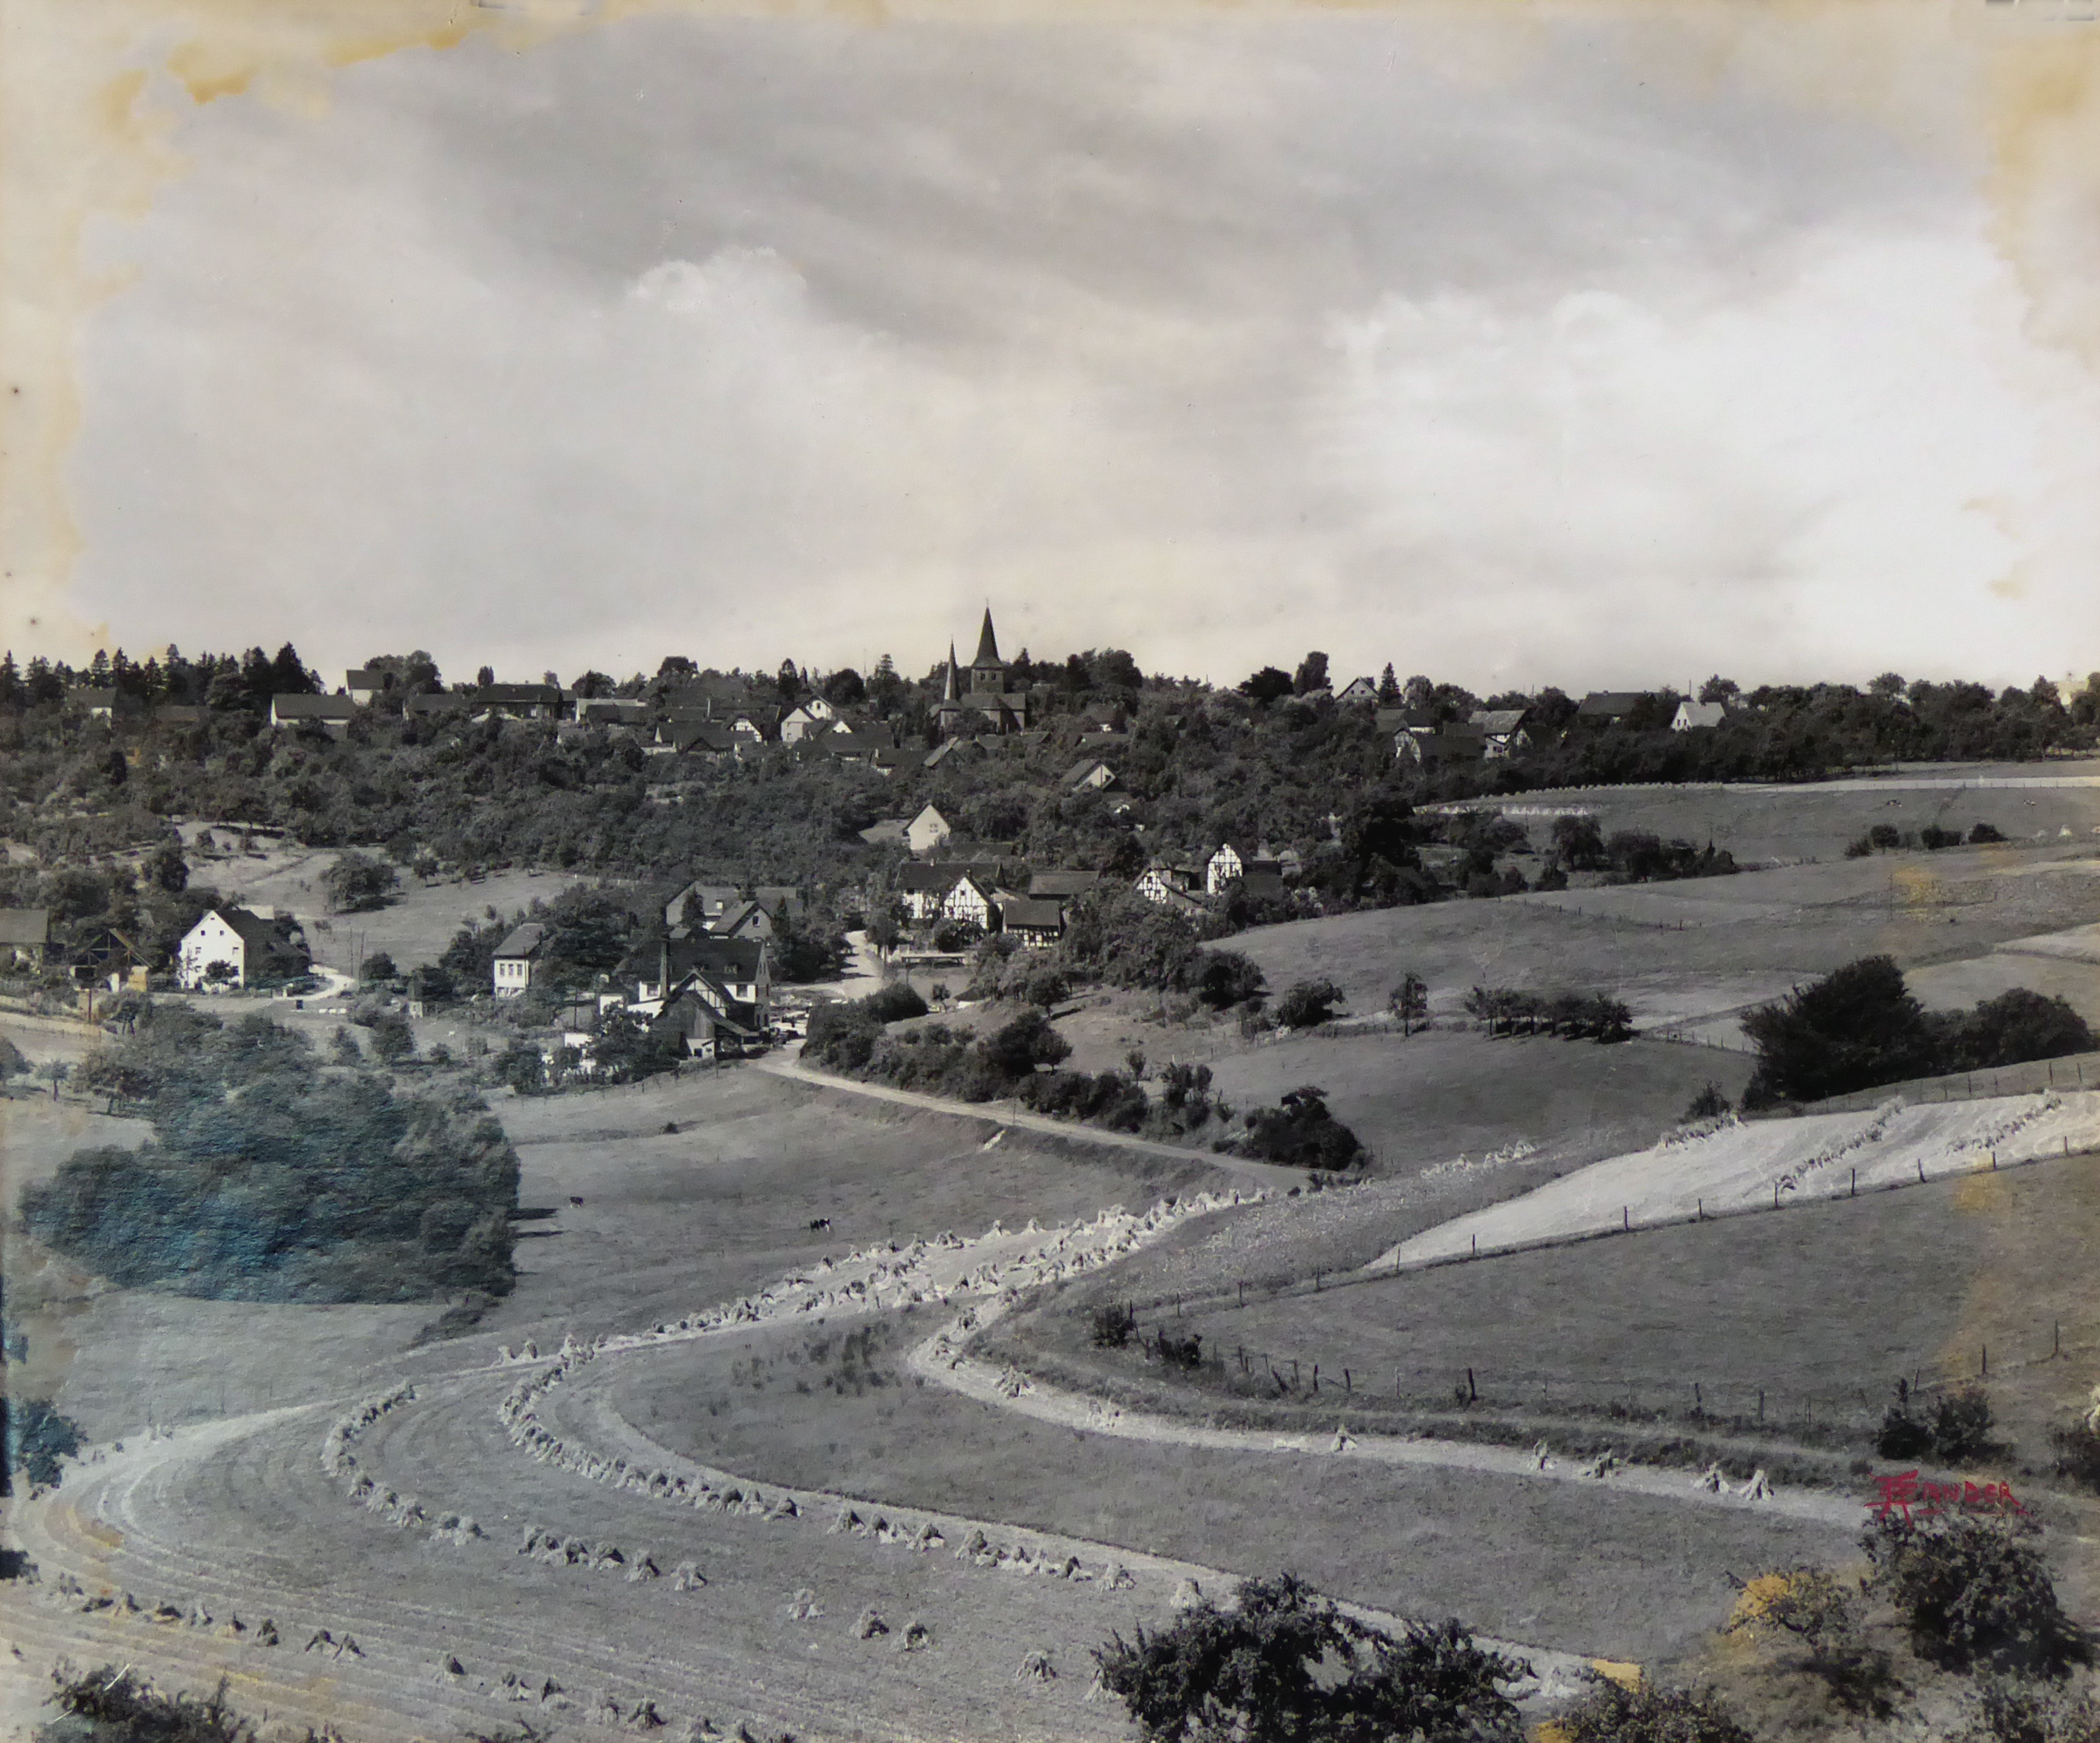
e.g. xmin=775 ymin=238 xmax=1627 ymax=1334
xmin=55 ymin=9 xmax=2100 ymax=692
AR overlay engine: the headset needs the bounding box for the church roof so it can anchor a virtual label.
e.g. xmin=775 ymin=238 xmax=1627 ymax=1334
xmin=972 ymin=607 xmax=1001 ymax=668
xmin=942 ymin=642 xmax=959 ymax=702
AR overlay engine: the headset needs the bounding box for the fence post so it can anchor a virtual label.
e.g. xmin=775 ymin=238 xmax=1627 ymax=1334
xmin=2054 ymin=1323 xmax=2062 ymax=1359
xmin=1312 ymin=1364 xmax=1319 ymax=1392
xmin=1851 ymin=1167 xmax=1856 ymax=1197
xmin=1758 ymin=1389 xmax=1765 ymax=1425
xmin=1467 ymin=1367 xmax=1477 ymax=1403
xmin=1290 ymin=1360 xmax=1299 ymax=1387
xmin=1345 ymin=1367 xmax=1351 ymax=1394
xmin=1622 ymin=1205 xmax=1629 ymax=1231
xmin=1981 ymin=1345 xmax=1988 ymax=1378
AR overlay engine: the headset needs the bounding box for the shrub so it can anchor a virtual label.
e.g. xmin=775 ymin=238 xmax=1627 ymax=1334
xmin=492 ymin=1042 xmax=545 ymax=1094
xmin=1969 ymin=822 xmax=2007 ymax=844
xmin=322 ymin=850 xmax=397 ymax=913
xmin=1556 ymin=1674 xmax=1753 ymax=1743
xmin=1154 ymin=1328 xmax=1203 ymax=1369
xmin=1683 ymin=1082 xmax=1731 ymax=1122
xmin=369 ymin=1012 xmax=416 ymax=1064
xmin=1962 ymin=1679 xmax=2100 ymax=1743
xmin=1094 ymin=1572 xmax=1528 ymax=1743
xmin=329 ymin=1026 xmax=362 ymax=1065
xmin=931 ymin=918 xmax=983 ymax=953
xmin=1275 ymin=979 xmax=1344 ymax=1029
xmin=5 ymin=1396 xmax=84 ymax=1488
xmin=1878 ymin=1395 xmax=1934 ymax=1461
xmin=1846 ymin=835 xmax=1874 ymax=858
xmin=1090 ymin=1303 xmax=1137 ymax=1349
xmin=1922 ymin=825 xmax=1963 ymax=850
xmin=358 ymin=951 xmax=397 ymax=982
xmin=862 ymin=982 xmax=929 ymax=1023
xmin=1861 ymin=1510 xmax=2076 ymax=1672
xmin=805 ymin=1000 xmax=883 ymax=1070
xmin=2051 ymin=1421 xmax=2100 ymax=1493
xmin=45 ymin=1665 xmax=259 ymax=1743
xmin=1869 ymin=823 xmax=1904 ymax=850
xmin=1235 ymin=1085 xmax=1365 ymax=1170
xmin=1931 ymin=1387 xmax=1996 ymax=1464
xmin=1938 ymin=989 xmax=2096 ymax=1073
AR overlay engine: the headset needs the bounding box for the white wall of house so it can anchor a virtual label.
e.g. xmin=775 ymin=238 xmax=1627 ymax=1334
xmin=179 ymin=912 xmax=247 ymax=988
xmin=493 ymin=953 xmax=536 ymax=996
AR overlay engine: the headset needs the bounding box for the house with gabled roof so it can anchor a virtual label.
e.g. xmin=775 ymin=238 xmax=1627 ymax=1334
xmin=177 ymin=906 xmax=280 ymax=989
xmin=1061 ymin=757 xmax=1116 ymax=794
xmin=1335 ymin=676 xmax=1379 ymax=706
xmin=905 ymin=804 xmax=953 ymax=856
xmin=492 ymin=921 xmax=549 ymax=997
xmin=0 ymin=907 xmax=51 ymax=970
xmin=270 ymin=693 xmax=359 ymax=734
xmin=1028 ymin=870 xmax=1103 ymax=899
xmin=1671 ymin=699 xmax=1729 ymax=732
xmin=618 ymin=934 xmax=770 ymax=1034
xmin=940 ymin=872 xmax=999 ymax=932
xmin=71 ymin=688 xmax=117 ymax=720
xmin=781 ymin=698 xmax=837 ymax=742
xmin=997 ymin=894 xmax=1065 ymax=947
xmin=1206 ymin=841 xmax=1282 ymax=897
xmin=1576 ymin=691 xmax=1645 ymax=724
xmin=1468 ymin=709 xmax=1531 ymax=759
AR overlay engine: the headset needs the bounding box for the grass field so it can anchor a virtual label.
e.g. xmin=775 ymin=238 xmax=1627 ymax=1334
xmin=1017 ymin=1149 xmax=2100 ymax=1467
xmin=586 ymin=1316 xmax=1854 ymax=1663
xmin=1427 ymin=762 xmax=2100 ymax=866
xmin=1233 ymin=844 xmax=2100 ymax=1041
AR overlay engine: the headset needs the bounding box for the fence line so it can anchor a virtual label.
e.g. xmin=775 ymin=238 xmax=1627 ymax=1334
xmin=1114 ymin=1313 xmax=2088 ymax=1440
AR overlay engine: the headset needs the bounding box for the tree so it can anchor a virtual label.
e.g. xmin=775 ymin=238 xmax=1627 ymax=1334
xmin=1862 ymin=1510 xmax=2075 ymax=1672
xmin=322 ymin=851 xmax=397 ymax=913
xmin=1551 ymin=813 xmax=1606 ymax=870
xmin=147 ymin=840 xmax=188 ymax=892
xmin=1292 ymin=651 xmax=1331 ymax=695
xmin=368 ymin=1013 xmax=415 ymax=1064
xmin=37 ymin=1059 xmax=70 ymax=1099
xmin=1699 ymin=675 xmax=1744 ymax=705
xmin=268 ymin=642 xmax=318 ymax=697
xmin=980 ymin=1009 xmax=1072 ymax=1079
xmin=1189 ymin=949 xmax=1265 ymax=1009
xmin=330 ymin=1026 xmax=363 ymax=1065
xmin=1093 ymin=1571 xmax=1526 ymax=1743
xmin=1390 ymin=973 xmax=1428 ymax=1036
xmin=1741 ymin=957 xmax=1937 ymax=1108
xmin=1238 ymin=667 xmax=1293 ymax=706
xmin=1557 ymin=1674 xmax=1753 ymax=1743
xmin=1377 ymin=663 xmax=1400 ymax=704
xmin=476 ymin=666 xmax=496 ymax=689
xmin=359 ymin=951 xmax=398 ymax=983
xmin=1275 ymin=979 xmax=1344 ymax=1029
xmin=823 ymin=667 xmax=866 ymax=707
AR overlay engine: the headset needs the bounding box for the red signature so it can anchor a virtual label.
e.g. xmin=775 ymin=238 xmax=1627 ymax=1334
xmin=1869 ymin=1469 xmax=2025 ymax=1522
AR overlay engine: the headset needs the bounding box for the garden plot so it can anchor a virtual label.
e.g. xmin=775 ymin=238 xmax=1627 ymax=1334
xmin=1376 ymin=1091 xmax=2100 ymax=1268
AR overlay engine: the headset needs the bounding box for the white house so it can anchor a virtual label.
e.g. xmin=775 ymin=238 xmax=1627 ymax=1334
xmin=1335 ymin=676 xmax=1380 ymax=705
xmin=1136 ymin=859 xmax=1199 ymax=906
xmin=177 ymin=907 xmax=277 ymax=989
xmin=940 ymin=873 xmax=999 ymax=932
xmin=904 ymin=804 xmax=953 ymax=856
xmin=781 ymin=698 xmax=838 ymax=742
xmin=270 ymin=694 xmax=359 ymax=734
xmin=1671 ymin=700 xmax=1729 ymax=732
xmin=492 ymin=922 xmax=548 ymax=997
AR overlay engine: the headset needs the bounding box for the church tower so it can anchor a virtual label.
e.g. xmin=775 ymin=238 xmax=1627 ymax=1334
xmin=968 ymin=607 xmax=1006 ymax=697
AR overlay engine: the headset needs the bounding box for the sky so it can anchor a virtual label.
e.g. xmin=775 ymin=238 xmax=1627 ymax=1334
xmin=41 ymin=5 xmax=2100 ymax=694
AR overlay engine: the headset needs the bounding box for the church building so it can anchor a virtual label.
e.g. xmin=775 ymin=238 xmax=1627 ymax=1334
xmin=933 ymin=608 xmax=1032 ymax=739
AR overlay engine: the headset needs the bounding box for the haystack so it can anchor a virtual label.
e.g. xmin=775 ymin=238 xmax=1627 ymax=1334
xmin=439 ymin=1654 xmax=468 ymax=1681
xmin=855 ymin=1608 xmax=891 ymax=1639
xmin=901 ymin=1621 xmax=933 ymax=1652
xmin=627 ymin=1699 xmax=667 ymax=1729
xmin=1106 ymin=1563 xmax=1136 ymax=1590
xmin=783 ymin=1589 xmax=822 ymax=1620
xmin=255 ymin=1618 xmax=280 ymax=1646
xmin=1738 ymin=1468 xmax=1772 ymax=1500
xmin=1017 ymin=1651 xmax=1057 ymax=1682
xmin=1170 ymin=1577 xmax=1203 ymax=1611
xmin=626 ymin=1554 xmax=662 ymax=1583
xmin=670 ymin=1561 xmax=708 ymax=1591
xmin=1531 ymin=1441 xmax=1552 ymax=1471
xmin=830 ymin=1504 xmax=864 ymax=1536
xmin=1695 ymin=1463 xmax=1726 ymax=1493
xmin=911 ymin=1523 xmax=945 ymax=1551
xmin=765 ymin=1495 xmax=798 ymax=1521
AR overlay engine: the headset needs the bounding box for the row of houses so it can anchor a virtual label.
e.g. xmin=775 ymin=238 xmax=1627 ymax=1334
xmin=1374 ymin=695 xmax=1736 ymax=767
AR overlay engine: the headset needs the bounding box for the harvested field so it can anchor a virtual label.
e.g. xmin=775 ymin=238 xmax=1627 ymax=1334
xmin=1380 ymin=1090 xmax=2100 ymax=1265
xmin=590 ymin=1316 xmax=1853 ymax=1662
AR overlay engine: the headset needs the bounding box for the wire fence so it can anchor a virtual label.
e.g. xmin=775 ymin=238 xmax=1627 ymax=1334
xmin=1111 ymin=1311 xmax=2085 ymax=1441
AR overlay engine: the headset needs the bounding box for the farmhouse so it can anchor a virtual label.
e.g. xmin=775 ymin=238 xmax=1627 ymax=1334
xmin=1135 ymin=858 xmax=1201 ymax=906
xmin=997 ymin=895 xmax=1066 ymax=947
xmin=71 ymin=688 xmax=117 ymax=720
xmin=1206 ymin=841 xmax=1282 ymax=897
xmin=270 ymin=694 xmax=358 ymax=733
xmin=940 ymin=873 xmax=999 ymax=932
xmin=0 ymin=907 xmax=51 ymax=970
xmin=492 ymin=922 xmax=549 ymax=997
xmin=621 ymin=934 xmax=770 ymax=1033
xmin=1576 ymin=690 xmax=1645 ymax=725
xmin=663 ymin=880 xmax=738 ymax=930
xmin=577 ymin=697 xmax=647 ymax=728
xmin=1468 ymin=709 xmax=1531 ymax=759
xmin=1334 ymin=676 xmax=1380 ymax=705
xmin=1672 ymin=699 xmax=1729 ymax=731
xmin=177 ymin=907 xmax=278 ymax=989
xmin=473 ymin=683 xmax=563 ymax=722
xmin=403 ymin=691 xmax=471 ymax=719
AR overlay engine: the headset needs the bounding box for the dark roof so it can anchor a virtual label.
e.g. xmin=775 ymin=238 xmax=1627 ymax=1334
xmin=203 ymin=906 xmax=276 ymax=951
xmin=154 ymin=704 xmax=207 ymax=724
xmin=71 ymin=688 xmax=117 ymax=707
xmin=478 ymin=683 xmax=561 ymax=708
xmin=1470 ymin=709 xmax=1528 ymax=735
xmin=662 ymin=934 xmax=767 ymax=980
xmin=1061 ymin=757 xmax=1114 ymax=787
xmin=0 ymin=908 xmax=50 ymax=946
xmin=998 ymin=895 xmax=1065 ymax=930
xmin=671 ymin=721 xmax=737 ymax=754
xmin=578 ymin=697 xmax=647 ymax=721
xmin=345 ymin=668 xmax=384 ymax=687
xmin=972 ymin=607 xmax=1002 ymax=668
xmin=273 ymin=694 xmax=357 ymax=720
xmin=1577 ymin=691 xmax=1645 ymax=718
xmin=404 ymin=691 xmax=470 ymax=714
xmin=858 ymin=818 xmax=909 ymax=844
xmin=1028 ymin=870 xmax=1102 ymax=897
xmin=493 ymin=922 xmax=548 ymax=960
xmin=711 ymin=900 xmax=766 ymax=935
xmin=752 ymin=886 xmax=803 ymax=916
xmin=897 ymin=860 xmax=1000 ymax=893
xmin=1236 ymin=871 xmax=1288 ymax=899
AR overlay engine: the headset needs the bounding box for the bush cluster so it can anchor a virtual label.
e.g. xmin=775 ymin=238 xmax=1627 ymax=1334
xmin=24 ymin=1007 xmax=519 ymax=1302
xmin=1878 ymin=1383 xmax=1995 ymax=1464
xmin=1744 ymin=958 xmax=2095 ymax=1107
xmin=4 ymin=1396 xmax=84 ymax=1489
xmin=1229 ymin=1084 xmax=1366 ymax=1170
xmin=1860 ymin=1510 xmax=2076 ymax=1673
xmin=1847 ymin=820 xmax=2009 ymax=858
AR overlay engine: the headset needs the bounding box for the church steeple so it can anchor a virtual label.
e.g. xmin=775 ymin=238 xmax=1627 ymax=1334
xmin=972 ymin=607 xmax=1001 ymax=669
xmin=942 ymin=642 xmax=959 ymax=702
